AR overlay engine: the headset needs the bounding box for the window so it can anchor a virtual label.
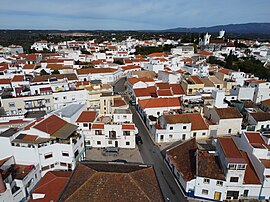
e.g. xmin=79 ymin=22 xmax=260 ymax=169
xmin=193 ymin=132 xmax=197 ymax=137
xmin=203 ymin=178 xmax=210 ymax=184
xmin=182 ymin=134 xmax=186 ymax=140
xmin=108 ymin=140 xmax=112 ymax=144
xmin=216 ymin=181 xmax=223 ymax=186
xmin=44 ymin=153 xmax=53 ymax=159
xmin=160 ymin=135 xmax=164 ymax=141
xmin=41 ymin=165 xmax=50 ymax=171
xmin=123 ymin=115 xmax=127 ymax=119
xmin=243 ymin=190 xmax=249 ymax=197
xmin=62 ymin=152 xmax=69 ymax=157
xmin=45 ymin=99 xmax=50 ymax=103
xmin=9 ymin=102 xmax=15 ymax=107
xmin=169 ymin=135 xmax=173 ymax=138
xmin=63 ymin=96 xmax=66 ymax=100
xmin=126 ymin=142 xmax=130 ymax=146
xmin=170 ymin=126 xmax=173 ymax=130
xmin=123 ymin=131 xmax=130 ymax=136
xmin=83 ymin=123 xmax=88 ymax=127
xmin=202 ymin=132 xmax=206 ymax=136
xmin=237 ymin=164 xmax=245 ymax=170
xmin=202 ymin=189 xmax=208 ymax=195
xmin=95 ymin=130 xmax=102 ymax=135
xmin=183 ymin=126 xmax=187 ymax=130
xmin=50 ymin=164 xmax=55 ymax=168
xmin=97 ymin=141 xmax=101 ymax=145
xmin=18 ymin=108 xmax=22 ymax=114
xmin=228 ymin=129 xmax=232 ymax=134
xmin=60 ymin=162 xmax=67 ymax=167
xmin=261 ymin=125 xmax=264 ymax=129
xmin=230 ymin=177 xmax=239 ymax=182
xmin=54 ymin=97 xmax=58 ymax=101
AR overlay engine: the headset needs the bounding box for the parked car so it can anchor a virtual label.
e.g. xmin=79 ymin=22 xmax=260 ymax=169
xmin=102 ymin=147 xmax=119 ymax=156
xmin=135 ymin=134 xmax=143 ymax=144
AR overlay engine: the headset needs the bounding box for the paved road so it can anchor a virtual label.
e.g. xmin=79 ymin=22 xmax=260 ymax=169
xmin=114 ymin=77 xmax=188 ymax=202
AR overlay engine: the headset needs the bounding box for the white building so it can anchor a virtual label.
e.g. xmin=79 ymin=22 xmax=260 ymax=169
xmin=166 ymin=137 xmax=263 ymax=201
xmin=77 ymin=109 xmax=136 ymax=149
xmin=0 ymin=115 xmax=85 ymax=176
xmin=245 ymin=79 xmax=270 ymax=103
xmin=204 ymin=107 xmax=243 ymax=137
xmin=154 ymin=113 xmax=208 ymax=143
xmin=0 ymin=156 xmax=41 ymax=202
xmin=31 ymin=41 xmax=49 ymax=51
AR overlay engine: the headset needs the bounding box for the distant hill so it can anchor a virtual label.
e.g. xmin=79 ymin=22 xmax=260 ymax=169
xmin=163 ymin=23 xmax=270 ymax=34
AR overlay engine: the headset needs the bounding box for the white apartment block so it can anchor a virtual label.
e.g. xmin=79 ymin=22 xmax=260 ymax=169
xmin=0 ymin=115 xmax=85 ymax=176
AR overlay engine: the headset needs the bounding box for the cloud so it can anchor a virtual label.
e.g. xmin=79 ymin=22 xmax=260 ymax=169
xmin=0 ymin=0 xmax=269 ymax=29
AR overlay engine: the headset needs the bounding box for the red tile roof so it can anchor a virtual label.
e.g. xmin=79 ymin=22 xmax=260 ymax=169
xmin=121 ymin=65 xmax=141 ymax=71
xmin=25 ymin=54 xmax=38 ymax=61
xmin=166 ymin=138 xmax=197 ymax=181
xmin=59 ymin=162 xmax=163 ymax=202
xmin=163 ymin=113 xmax=208 ymax=130
xmin=157 ymin=89 xmax=173 ymax=97
xmin=76 ymin=68 xmax=117 ymax=75
xmin=148 ymin=52 xmax=167 ymax=57
xmin=156 ymin=82 xmax=170 ymax=89
xmin=215 ymin=107 xmax=242 ymax=119
xmin=218 ymin=68 xmax=232 ymax=75
xmin=198 ymin=151 xmax=225 ymax=180
xmin=33 ymin=115 xmax=67 ymax=135
xmin=138 ymin=97 xmax=181 ymax=109
xmin=122 ymin=124 xmax=135 ymax=130
xmin=112 ymin=98 xmax=127 ymax=107
xmin=11 ymin=75 xmax=24 ymax=82
xmin=134 ymin=86 xmax=157 ymax=97
xmin=40 ymin=87 xmax=52 ymax=92
xmin=29 ymin=171 xmax=71 ymax=202
xmin=241 ymin=151 xmax=261 ymax=185
xmin=170 ymin=84 xmax=185 ymax=95
xmin=0 ymin=79 xmax=11 ymax=85
xmin=190 ymin=76 xmax=204 ymax=84
xmin=127 ymin=77 xmax=154 ymax=85
xmin=218 ymin=137 xmax=246 ymax=164
xmin=197 ymin=51 xmax=213 ymax=56
xmin=76 ymin=111 xmax=97 ymax=123
xmin=92 ymin=123 xmax=104 ymax=129
xmin=23 ymin=64 xmax=36 ymax=69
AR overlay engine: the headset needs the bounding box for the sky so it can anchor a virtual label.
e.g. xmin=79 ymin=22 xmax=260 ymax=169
xmin=0 ymin=0 xmax=269 ymax=30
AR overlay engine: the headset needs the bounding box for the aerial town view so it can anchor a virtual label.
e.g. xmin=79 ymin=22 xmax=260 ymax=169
xmin=0 ymin=1 xmax=270 ymax=202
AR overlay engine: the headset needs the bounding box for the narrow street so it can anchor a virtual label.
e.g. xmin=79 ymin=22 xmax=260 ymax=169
xmin=113 ymin=77 xmax=187 ymax=202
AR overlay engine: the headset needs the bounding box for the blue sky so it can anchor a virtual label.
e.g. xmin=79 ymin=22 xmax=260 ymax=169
xmin=0 ymin=0 xmax=269 ymax=30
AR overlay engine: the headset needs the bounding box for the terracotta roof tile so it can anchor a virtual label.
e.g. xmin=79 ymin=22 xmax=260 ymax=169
xmin=218 ymin=137 xmax=246 ymax=164
xmin=76 ymin=111 xmax=97 ymax=123
xmin=59 ymin=162 xmax=163 ymax=202
xmin=122 ymin=124 xmax=135 ymax=130
xmin=215 ymin=107 xmax=242 ymax=119
xmin=92 ymin=123 xmax=104 ymax=129
xmin=33 ymin=115 xmax=67 ymax=135
xmin=241 ymin=151 xmax=261 ymax=185
xmin=163 ymin=113 xmax=208 ymax=130
xmin=166 ymin=138 xmax=197 ymax=181
xmin=198 ymin=151 xmax=225 ymax=180
xmin=139 ymin=97 xmax=181 ymax=109
xmin=29 ymin=171 xmax=71 ymax=202
xmin=76 ymin=68 xmax=116 ymax=75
